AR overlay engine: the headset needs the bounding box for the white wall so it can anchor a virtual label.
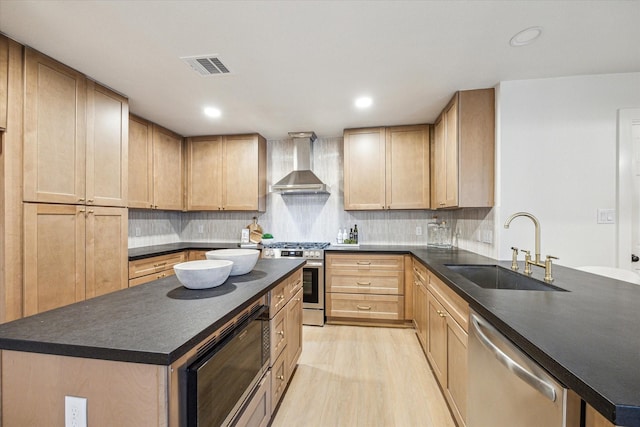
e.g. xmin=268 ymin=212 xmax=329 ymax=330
xmin=497 ymin=72 xmax=640 ymax=267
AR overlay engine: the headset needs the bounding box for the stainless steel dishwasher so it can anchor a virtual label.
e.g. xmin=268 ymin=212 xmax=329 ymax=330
xmin=468 ymin=310 xmax=568 ymax=427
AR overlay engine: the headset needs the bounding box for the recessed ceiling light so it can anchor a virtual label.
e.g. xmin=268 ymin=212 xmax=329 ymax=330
xmin=204 ymin=107 xmax=221 ymax=118
xmin=355 ymin=96 xmax=373 ymax=109
xmin=510 ymin=26 xmax=543 ymax=47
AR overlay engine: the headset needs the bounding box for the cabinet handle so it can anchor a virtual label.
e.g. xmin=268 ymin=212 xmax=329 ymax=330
xmin=278 ymin=330 xmax=285 ymax=337
xmin=439 ymin=202 xmax=445 ymax=206
xmin=153 ymin=262 xmax=167 ymax=268
xmin=87 ymin=199 xmax=94 ymax=203
xmin=87 ymin=210 xmax=94 ymax=214
xmin=150 ymin=204 xmax=154 ymax=208
xmin=278 ymin=294 xmax=285 ymax=300
xmin=277 ymin=375 xmax=285 ymax=381
xmin=356 ymin=281 xmax=371 ymax=286
xmin=78 ymin=209 xmax=85 ymax=213
xmin=356 ymin=305 xmax=372 ymax=310
xmin=78 ymin=197 xmax=85 ymax=202
xmin=356 ymin=261 xmax=371 ymax=266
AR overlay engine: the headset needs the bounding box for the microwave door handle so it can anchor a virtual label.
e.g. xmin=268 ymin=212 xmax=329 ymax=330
xmin=470 ymin=314 xmax=557 ymax=402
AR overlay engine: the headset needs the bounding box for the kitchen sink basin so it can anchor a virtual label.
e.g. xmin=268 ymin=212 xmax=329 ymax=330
xmin=444 ymin=264 xmax=568 ymax=292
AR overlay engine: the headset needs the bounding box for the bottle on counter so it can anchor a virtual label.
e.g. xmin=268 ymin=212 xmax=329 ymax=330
xmin=337 ymin=228 xmax=344 ymax=244
xmin=353 ymin=224 xmax=358 ymax=243
xmin=349 ymin=228 xmax=354 ymax=242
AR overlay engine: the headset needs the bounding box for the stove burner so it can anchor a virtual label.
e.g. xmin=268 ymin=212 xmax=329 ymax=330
xmin=264 ymin=242 xmax=330 ymax=250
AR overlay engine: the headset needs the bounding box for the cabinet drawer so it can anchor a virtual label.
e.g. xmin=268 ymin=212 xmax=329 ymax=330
xmin=187 ymin=250 xmax=208 ymax=261
xmin=128 ymin=269 xmax=176 ymax=287
xmin=128 ymin=252 xmax=186 ymax=279
xmin=326 ymin=270 xmax=404 ymax=294
xmin=326 ymin=254 xmax=404 ymax=271
xmin=428 ymin=274 xmax=469 ymax=332
xmin=270 ymin=305 xmax=287 ymax=363
xmin=412 ymin=260 xmax=428 ymax=285
xmin=326 ymin=293 xmax=404 ymax=320
xmin=270 ymin=350 xmax=287 ymax=413
xmin=285 ymin=269 xmax=303 ymax=300
xmin=269 ymin=279 xmax=288 ymax=315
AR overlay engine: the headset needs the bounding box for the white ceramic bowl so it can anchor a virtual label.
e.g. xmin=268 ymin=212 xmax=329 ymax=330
xmin=173 ymin=260 xmax=234 ymax=289
xmin=206 ymin=249 xmax=260 ymax=276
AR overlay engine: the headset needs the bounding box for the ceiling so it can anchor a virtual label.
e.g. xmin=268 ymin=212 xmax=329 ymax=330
xmin=1 ymin=1 xmax=639 ymax=140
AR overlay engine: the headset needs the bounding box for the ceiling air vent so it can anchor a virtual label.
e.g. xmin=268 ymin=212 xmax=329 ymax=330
xmin=180 ymin=55 xmax=231 ymax=76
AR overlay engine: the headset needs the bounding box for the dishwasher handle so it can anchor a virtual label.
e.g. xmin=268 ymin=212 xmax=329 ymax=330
xmin=470 ymin=313 xmax=557 ymax=402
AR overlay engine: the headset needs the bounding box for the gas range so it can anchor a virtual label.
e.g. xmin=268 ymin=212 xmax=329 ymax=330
xmin=262 ymin=242 xmax=330 ymax=260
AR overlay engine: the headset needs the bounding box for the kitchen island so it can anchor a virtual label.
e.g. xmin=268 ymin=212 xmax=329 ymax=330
xmin=326 ymin=245 xmax=640 ymax=427
xmin=0 ymin=258 xmax=304 ymax=426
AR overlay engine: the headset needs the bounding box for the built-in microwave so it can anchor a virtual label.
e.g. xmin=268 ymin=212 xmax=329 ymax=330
xmin=184 ymin=305 xmax=270 ymax=427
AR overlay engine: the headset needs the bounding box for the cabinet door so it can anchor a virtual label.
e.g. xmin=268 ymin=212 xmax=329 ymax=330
xmin=446 ymin=315 xmax=468 ymax=427
xmin=152 ymin=124 xmax=184 ymax=210
xmin=344 ymin=128 xmax=386 ymax=210
xmin=24 ymin=48 xmax=87 ymax=204
xmin=414 ymin=280 xmax=428 ymax=352
xmin=23 ymin=203 xmax=86 ymax=316
xmin=443 ymin=98 xmax=459 ymax=207
xmin=128 ymin=115 xmax=153 ymax=208
xmin=85 ymin=206 xmax=128 ymax=298
xmin=0 ymin=35 xmax=8 ymax=130
xmin=222 ymin=134 xmax=266 ymax=211
xmin=86 ymin=82 xmax=128 ymax=207
xmin=433 ymin=115 xmax=446 ymax=208
xmin=286 ymin=288 xmax=303 ymax=378
xmin=385 ymin=125 xmax=430 ymax=209
xmin=186 ymin=136 xmax=223 ymax=210
xmin=426 ymin=291 xmax=447 ymax=386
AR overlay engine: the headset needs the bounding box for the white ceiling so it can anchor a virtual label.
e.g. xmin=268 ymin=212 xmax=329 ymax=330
xmin=1 ymin=1 xmax=639 ymax=139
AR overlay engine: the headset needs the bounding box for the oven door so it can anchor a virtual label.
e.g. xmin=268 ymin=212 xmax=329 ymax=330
xmin=302 ymin=262 xmax=324 ymax=310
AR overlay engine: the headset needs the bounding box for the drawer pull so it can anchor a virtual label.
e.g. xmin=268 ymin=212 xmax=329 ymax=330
xmin=153 ymin=262 xmax=167 ymax=268
xmin=356 ymin=305 xmax=372 ymax=310
xmin=278 ymin=294 xmax=285 ymax=300
xmin=277 ymin=375 xmax=285 ymax=381
xmin=357 ymin=261 xmax=371 ymax=266
xmin=278 ymin=330 xmax=285 ymax=337
xmin=356 ymin=281 xmax=371 ymax=286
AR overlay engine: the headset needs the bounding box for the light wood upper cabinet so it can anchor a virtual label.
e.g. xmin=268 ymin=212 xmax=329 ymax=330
xmin=24 ymin=203 xmax=128 ymax=316
xmin=128 ymin=115 xmax=153 ymax=209
xmin=0 ymin=35 xmax=8 ymax=130
xmin=344 ymin=125 xmax=430 ymax=210
xmin=86 ymin=81 xmax=128 ymax=207
xmin=24 ymin=47 xmax=87 ymax=204
xmin=24 ymin=48 xmax=129 ymax=207
xmin=153 ymin=124 xmax=184 ymax=210
xmin=186 ymin=133 xmax=267 ymax=211
xmin=432 ymin=88 xmax=495 ymax=209
xmin=344 ymin=127 xmax=386 ymax=210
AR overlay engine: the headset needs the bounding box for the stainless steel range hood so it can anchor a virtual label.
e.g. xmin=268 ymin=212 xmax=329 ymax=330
xmin=270 ymin=132 xmax=330 ymax=194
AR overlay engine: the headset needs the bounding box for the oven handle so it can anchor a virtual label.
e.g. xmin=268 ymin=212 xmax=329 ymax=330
xmin=305 ymin=262 xmax=323 ymax=267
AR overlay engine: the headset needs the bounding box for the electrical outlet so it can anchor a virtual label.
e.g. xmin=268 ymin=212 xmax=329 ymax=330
xmin=198 ymin=225 xmax=204 ymax=233
xmin=135 ymin=227 xmax=141 ymax=237
xmin=415 ymin=226 xmax=422 ymax=236
xmin=65 ymin=396 xmax=87 ymax=427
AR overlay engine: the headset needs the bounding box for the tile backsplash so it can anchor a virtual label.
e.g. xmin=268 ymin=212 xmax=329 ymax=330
xmin=128 ymin=136 xmax=496 ymax=258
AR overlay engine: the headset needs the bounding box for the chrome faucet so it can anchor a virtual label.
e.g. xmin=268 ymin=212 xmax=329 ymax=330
xmin=504 ymin=211 xmax=558 ymax=282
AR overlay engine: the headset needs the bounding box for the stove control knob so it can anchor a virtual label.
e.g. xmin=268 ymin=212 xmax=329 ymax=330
xmin=304 ymin=251 xmax=309 ymax=257
xmin=314 ymin=251 xmax=320 ymax=258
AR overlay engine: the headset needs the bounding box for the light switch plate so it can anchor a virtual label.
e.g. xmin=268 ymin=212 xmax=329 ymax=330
xmin=597 ymin=208 xmax=615 ymax=224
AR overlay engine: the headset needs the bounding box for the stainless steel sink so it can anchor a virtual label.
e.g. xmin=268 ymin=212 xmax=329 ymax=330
xmin=444 ymin=264 xmax=568 ymax=292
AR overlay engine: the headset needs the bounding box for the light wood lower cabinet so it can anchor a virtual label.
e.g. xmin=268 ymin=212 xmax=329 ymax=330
xmin=412 ymin=260 xmax=428 ymax=351
xmin=23 ymin=203 xmax=128 ymax=316
xmin=585 ymin=404 xmax=615 ymax=427
xmin=326 ymin=253 xmax=406 ymax=324
xmin=234 ymin=370 xmax=272 ymax=427
xmin=424 ymin=268 xmax=469 ymax=427
xmin=268 ymin=268 xmax=303 ymax=412
xmin=187 ymin=250 xmax=208 ymax=261
xmin=128 ymin=252 xmax=186 ymax=287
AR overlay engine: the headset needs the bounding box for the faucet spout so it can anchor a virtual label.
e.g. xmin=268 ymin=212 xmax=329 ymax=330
xmin=504 ymin=212 xmax=541 ymax=264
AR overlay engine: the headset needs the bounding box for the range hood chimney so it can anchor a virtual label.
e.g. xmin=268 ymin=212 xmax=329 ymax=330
xmin=270 ymin=132 xmax=330 ymax=194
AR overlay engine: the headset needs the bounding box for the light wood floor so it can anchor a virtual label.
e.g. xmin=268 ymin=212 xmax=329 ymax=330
xmin=271 ymin=325 xmax=456 ymax=427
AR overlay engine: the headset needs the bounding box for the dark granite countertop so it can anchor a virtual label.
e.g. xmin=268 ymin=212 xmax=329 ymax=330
xmin=326 ymin=245 xmax=640 ymax=427
xmin=0 ymin=259 xmax=305 ymax=366
xmin=128 ymin=241 xmax=246 ymax=260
